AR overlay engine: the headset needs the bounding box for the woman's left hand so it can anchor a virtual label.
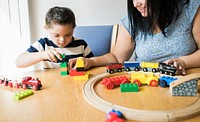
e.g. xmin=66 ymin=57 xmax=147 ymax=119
xmin=164 ymin=58 xmax=187 ymax=75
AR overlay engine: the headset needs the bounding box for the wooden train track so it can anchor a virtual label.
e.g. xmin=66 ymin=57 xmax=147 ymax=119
xmin=82 ymin=72 xmax=200 ymax=122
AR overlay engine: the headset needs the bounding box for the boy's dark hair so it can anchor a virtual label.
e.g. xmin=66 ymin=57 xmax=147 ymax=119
xmin=45 ymin=6 xmax=76 ymax=28
xmin=127 ymin=0 xmax=189 ymax=39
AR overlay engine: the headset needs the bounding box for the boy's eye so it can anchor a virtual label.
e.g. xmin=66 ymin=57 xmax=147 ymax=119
xmin=53 ymin=34 xmax=59 ymax=37
xmin=65 ymin=34 xmax=72 ymax=37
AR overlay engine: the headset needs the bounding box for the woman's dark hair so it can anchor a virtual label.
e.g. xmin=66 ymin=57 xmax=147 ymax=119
xmin=127 ymin=0 xmax=189 ymax=39
xmin=45 ymin=6 xmax=76 ymax=28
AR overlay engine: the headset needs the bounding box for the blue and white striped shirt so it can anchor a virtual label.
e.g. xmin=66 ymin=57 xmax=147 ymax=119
xmin=27 ymin=37 xmax=94 ymax=68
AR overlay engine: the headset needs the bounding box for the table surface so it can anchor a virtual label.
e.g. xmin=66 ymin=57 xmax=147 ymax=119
xmin=0 ymin=67 xmax=200 ymax=122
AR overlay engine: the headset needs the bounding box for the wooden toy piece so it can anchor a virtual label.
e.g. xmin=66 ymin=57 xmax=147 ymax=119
xmin=170 ymin=73 xmax=200 ymax=96
xmin=83 ymin=72 xmax=200 ymax=122
xmin=120 ymin=83 xmax=139 ymax=92
xmin=140 ymin=62 xmax=159 ymax=72
xmin=123 ymin=61 xmax=140 ymax=72
xmin=101 ymin=76 xmax=130 ymax=90
xmin=159 ymin=62 xmax=177 ymax=76
xmin=106 ymin=63 xmax=123 ymax=74
xmin=131 ymin=72 xmax=158 ymax=87
xmin=13 ymin=90 xmax=34 ymax=100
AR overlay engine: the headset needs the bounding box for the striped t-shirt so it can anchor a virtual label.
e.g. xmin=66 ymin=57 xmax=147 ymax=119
xmin=27 ymin=37 xmax=94 ymax=68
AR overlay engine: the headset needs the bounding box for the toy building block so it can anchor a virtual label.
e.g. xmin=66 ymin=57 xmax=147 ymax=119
xmin=159 ymin=76 xmax=178 ymax=88
xmin=170 ymin=73 xmax=200 ymax=96
xmin=60 ymin=62 xmax=69 ymax=76
xmin=73 ymin=73 xmax=89 ymax=81
xmin=75 ymin=58 xmax=84 ymax=71
xmin=101 ymin=76 xmax=130 ymax=90
xmin=13 ymin=90 xmax=34 ymax=100
xmin=69 ymin=69 xmax=85 ymax=76
xmin=120 ymin=83 xmax=139 ymax=92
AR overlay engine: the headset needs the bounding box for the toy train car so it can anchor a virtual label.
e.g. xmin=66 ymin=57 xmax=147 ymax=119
xmin=106 ymin=62 xmax=177 ymax=76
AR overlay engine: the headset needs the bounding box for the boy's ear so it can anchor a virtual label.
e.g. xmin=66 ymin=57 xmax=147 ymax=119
xmin=44 ymin=26 xmax=48 ymax=30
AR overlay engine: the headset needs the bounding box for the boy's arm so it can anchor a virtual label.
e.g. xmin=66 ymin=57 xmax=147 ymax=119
xmin=15 ymin=49 xmax=62 ymax=68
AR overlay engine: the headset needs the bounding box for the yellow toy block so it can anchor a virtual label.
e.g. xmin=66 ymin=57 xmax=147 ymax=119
xmin=73 ymin=73 xmax=89 ymax=81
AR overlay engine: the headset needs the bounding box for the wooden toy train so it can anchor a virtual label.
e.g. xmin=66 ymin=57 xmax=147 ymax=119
xmin=106 ymin=61 xmax=177 ymax=76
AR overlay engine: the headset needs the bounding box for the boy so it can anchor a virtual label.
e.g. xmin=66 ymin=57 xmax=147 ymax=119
xmin=15 ymin=6 xmax=94 ymax=68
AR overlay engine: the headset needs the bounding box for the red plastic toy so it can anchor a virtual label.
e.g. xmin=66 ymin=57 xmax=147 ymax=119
xmin=106 ymin=109 xmax=125 ymax=122
xmin=22 ymin=76 xmax=42 ymax=91
xmin=101 ymin=76 xmax=130 ymax=90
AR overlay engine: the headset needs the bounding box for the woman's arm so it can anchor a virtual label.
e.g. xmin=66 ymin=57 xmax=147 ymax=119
xmin=69 ymin=25 xmax=135 ymax=69
xmin=165 ymin=6 xmax=200 ymax=75
xmin=179 ymin=6 xmax=200 ymax=69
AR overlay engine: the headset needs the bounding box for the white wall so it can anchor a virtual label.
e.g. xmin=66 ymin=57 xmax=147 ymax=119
xmin=28 ymin=0 xmax=127 ymax=43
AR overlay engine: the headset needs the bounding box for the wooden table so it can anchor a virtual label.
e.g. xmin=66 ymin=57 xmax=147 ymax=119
xmin=0 ymin=67 xmax=200 ymax=122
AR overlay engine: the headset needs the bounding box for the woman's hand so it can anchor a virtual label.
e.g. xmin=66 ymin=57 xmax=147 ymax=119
xmin=164 ymin=58 xmax=187 ymax=75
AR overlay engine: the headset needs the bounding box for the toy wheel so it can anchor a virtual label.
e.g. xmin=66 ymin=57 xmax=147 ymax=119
xmin=133 ymin=79 xmax=141 ymax=87
xmin=109 ymin=70 xmax=114 ymax=74
xmin=118 ymin=69 xmax=122 ymax=72
xmin=15 ymin=83 xmax=20 ymax=88
xmin=143 ymin=68 xmax=148 ymax=72
xmin=122 ymin=80 xmax=130 ymax=84
xmin=150 ymin=80 xmax=158 ymax=87
xmin=169 ymin=72 xmax=175 ymax=76
xmin=22 ymin=84 xmax=27 ymax=89
xmin=159 ymin=80 xmax=167 ymax=87
xmin=125 ymin=68 xmax=130 ymax=72
xmin=33 ymin=85 xmax=37 ymax=91
xmin=106 ymin=82 xmax=114 ymax=90
xmin=8 ymin=82 xmax=13 ymax=88
xmin=152 ymin=68 xmax=157 ymax=73
xmin=134 ymin=67 xmax=139 ymax=71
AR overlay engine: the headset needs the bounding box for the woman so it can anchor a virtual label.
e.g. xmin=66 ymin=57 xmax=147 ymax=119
xmin=69 ymin=0 xmax=200 ymax=75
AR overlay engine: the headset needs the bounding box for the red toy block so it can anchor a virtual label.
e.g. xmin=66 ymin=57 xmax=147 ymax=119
xmin=69 ymin=69 xmax=85 ymax=76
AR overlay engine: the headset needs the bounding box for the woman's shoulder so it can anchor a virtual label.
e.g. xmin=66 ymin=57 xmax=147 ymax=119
xmin=184 ymin=0 xmax=200 ymax=23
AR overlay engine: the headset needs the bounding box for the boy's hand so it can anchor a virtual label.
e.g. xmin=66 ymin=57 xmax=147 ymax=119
xmin=43 ymin=48 xmax=63 ymax=62
xmin=164 ymin=58 xmax=186 ymax=75
xmin=69 ymin=57 xmax=94 ymax=70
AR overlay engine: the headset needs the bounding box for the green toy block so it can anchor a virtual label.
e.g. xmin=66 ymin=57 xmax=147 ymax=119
xmin=120 ymin=83 xmax=139 ymax=92
xmin=13 ymin=90 xmax=34 ymax=100
xmin=60 ymin=71 xmax=69 ymax=76
xmin=60 ymin=54 xmax=66 ymax=58
xmin=60 ymin=62 xmax=68 ymax=67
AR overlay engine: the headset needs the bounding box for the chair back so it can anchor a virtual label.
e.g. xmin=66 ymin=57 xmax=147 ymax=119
xmin=73 ymin=24 xmax=118 ymax=56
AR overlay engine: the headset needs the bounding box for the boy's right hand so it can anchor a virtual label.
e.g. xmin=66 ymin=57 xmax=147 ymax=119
xmin=43 ymin=48 xmax=63 ymax=62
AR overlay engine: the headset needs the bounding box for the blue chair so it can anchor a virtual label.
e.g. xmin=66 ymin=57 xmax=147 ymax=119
xmin=73 ymin=24 xmax=118 ymax=56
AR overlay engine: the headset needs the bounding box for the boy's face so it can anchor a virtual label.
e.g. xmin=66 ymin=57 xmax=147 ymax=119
xmin=45 ymin=23 xmax=74 ymax=48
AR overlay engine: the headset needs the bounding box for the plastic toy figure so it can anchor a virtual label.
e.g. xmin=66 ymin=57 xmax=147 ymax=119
xmin=22 ymin=76 xmax=42 ymax=91
xmin=101 ymin=76 xmax=130 ymax=89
